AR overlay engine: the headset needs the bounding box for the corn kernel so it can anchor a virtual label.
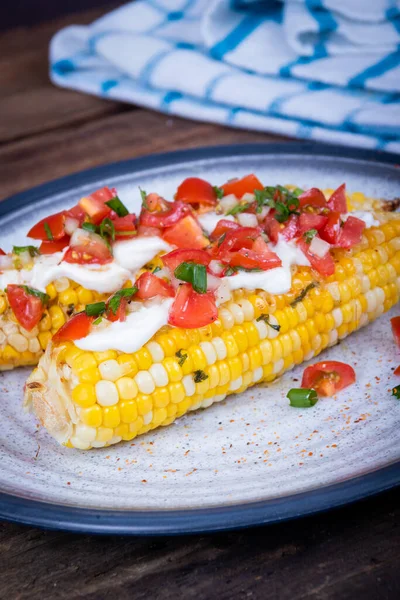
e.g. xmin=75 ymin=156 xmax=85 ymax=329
xmin=134 ymin=347 xmax=152 ymax=370
xmin=58 ymin=288 xmax=78 ymax=306
xmin=77 ymin=287 xmax=94 ymax=305
xmin=45 ymin=283 xmax=57 ymax=300
xmin=102 ymin=405 xmax=120 ymax=428
xmin=136 ymin=394 xmax=153 ymax=415
xmin=117 ymin=354 xmax=138 ymax=377
xmin=93 ymin=350 xmax=118 ymax=363
xmin=120 ymin=400 xmax=138 ymax=423
xmin=189 ymin=346 xmax=207 ymax=371
xmin=116 ymin=377 xmax=138 ymax=400
xmin=0 ymin=296 xmax=7 ymax=314
xmin=163 ymin=357 xmax=183 ymax=382
xmin=73 ymin=352 xmax=98 ymax=373
xmin=80 ymin=405 xmax=102 ymax=427
xmin=95 ymin=380 xmax=119 ymax=406
xmin=153 ymin=387 xmax=170 ymax=408
xmin=169 ymin=382 xmax=186 ymax=404
xmin=72 ymin=383 xmax=96 ymax=408
xmin=79 ymin=367 xmax=101 ymax=384
xmin=96 ymin=427 xmax=114 ymax=442
xmin=152 ymin=407 xmax=167 ymax=426
xmin=49 ymin=305 xmax=65 ymax=331
xmin=39 ymin=311 xmax=52 ymax=331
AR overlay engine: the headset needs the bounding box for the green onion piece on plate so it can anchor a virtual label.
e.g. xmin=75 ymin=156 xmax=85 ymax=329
xmin=287 ymin=388 xmax=318 ymax=408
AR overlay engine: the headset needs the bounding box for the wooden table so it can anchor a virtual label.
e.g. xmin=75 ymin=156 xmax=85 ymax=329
xmin=0 ymin=7 xmax=399 ymax=599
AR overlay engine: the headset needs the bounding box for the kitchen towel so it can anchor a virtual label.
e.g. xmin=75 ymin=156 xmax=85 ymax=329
xmin=50 ymin=0 xmax=400 ymax=153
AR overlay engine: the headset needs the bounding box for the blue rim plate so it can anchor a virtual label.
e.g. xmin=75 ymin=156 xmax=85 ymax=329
xmin=1 ymin=142 xmax=399 ymax=534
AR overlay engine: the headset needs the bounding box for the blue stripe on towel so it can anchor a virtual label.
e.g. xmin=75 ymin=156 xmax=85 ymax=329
xmin=210 ymin=14 xmax=262 ymax=60
xmin=349 ymin=50 xmax=400 ymax=88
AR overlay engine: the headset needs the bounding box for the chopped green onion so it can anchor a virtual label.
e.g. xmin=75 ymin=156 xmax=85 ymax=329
xmin=82 ymin=222 xmax=98 ymax=233
xmin=226 ymin=202 xmax=251 ymax=216
xmin=290 ymin=282 xmax=318 ymax=307
xmin=108 ymin=287 xmax=138 ymax=315
xmin=292 ymin=187 xmax=304 ymax=197
xmin=99 ymin=218 xmax=115 ymax=242
xmin=139 ymin=187 xmax=148 ymax=208
xmin=13 ymin=245 xmax=40 ymax=257
xmin=93 ymin=316 xmax=103 ymax=326
xmin=193 ymin=369 xmax=208 ymax=383
xmin=303 ymin=229 xmax=318 ymax=243
xmin=287 ymin=388 xmax=318 ymax=408
xmin=114 ymin=230 xmax=137 ymax=237
xmin=174 ymin=262 xmax=207 ymax=294
xmin=153 ymin=266 xmax=162 ymax=274
xmin=213 ymin=186 xmax=224 ymax=199
xmin=44 ymin=222 xmax=54 ymax=241
xmin=256 ymin=313 xmax=281 ymax=331
xmin=22 ymin=286 xmax=49 ymax=305
xmin=105 ymin=196 xmax=129 ymax=217
xmin=176 ymin=349 xmax=188 ymax=366
xmin=392 ymin=386 xmax=400 ymax=399
xmin=85 ymin=302 xmax=106 ymax=317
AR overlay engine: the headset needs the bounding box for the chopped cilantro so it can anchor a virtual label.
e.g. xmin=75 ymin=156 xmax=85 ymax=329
xmin=176 ymin=349 xmax=188 ymax=367
xmin=290 ymin=282 xmax=318 ymax=307
xmin=213 ymin=186 xmax=224 ymax=199
xmin=13 ymin=245 xmax=40 ymax=257
xmin=175 ymin=262 xmax=207 ymax=294
xmin=303 ymin=229 xmax=318 ymax=243
xmin=85 ymin=302 xmax=106 ymax=317
xmin=193 ymin=369 xmax=208 ymax=383
xmin=22 ymin=286 xmax=49 ymax=305
xmin=226 ymin=202 xmax=251 ymax=216
xmin=256 ymin=313 xmax=280 ymax=332
xmin=108 ymin=287 xmax=138 ymax=315
xmin=44 ymin=222 xmax=54 ymax=241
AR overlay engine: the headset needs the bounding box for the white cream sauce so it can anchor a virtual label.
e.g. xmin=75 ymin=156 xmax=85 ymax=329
xmin=198 ymin=212 xmax=235 ymax=235
xmin=75 ymin=299 xmax=173 ymax=353
xmin=113 ymin=236 xmax=171 ymax=271
xmin=344 ymin=211 xmax=379 ymax=228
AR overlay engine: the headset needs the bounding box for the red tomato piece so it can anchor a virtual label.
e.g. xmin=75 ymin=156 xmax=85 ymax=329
xmin=137 ymin=225 xmax=163 ymax=237
xmin=176 ymin=177 xmax=217 ymax=207
xmin=263 ymin=212 xmax=281 ymax=243
xmin=217 ymin=226 xmax=260 ymax=255
xmin=281 ymin=214 xmax=299 ymax=241
xmin=209 ymin=219 xmax=241 ymax=241
xmin=394 ymin=365 xmax=400 ymax=376
xmin=53 ymin=312 xmax=93 ymax=343
xmin=135 ymin=272 xmax=175 ymax=300
xmin=336 ymin=216 xmax=365 ymax=249
xmin=78 ymin=187 xmax=114 ymax=224
xmin=298 ymin=213 xmax=328 ymax=235
xmin=221 ymin=174 xmax=264 ymax=199
xmin=297 ymin=237 xmax=335 ymax=277
xmin=145 ymin=193 xmax=170 ymax=213
xmin=162 ymin=215 xmax=209 ymax=249
xmin=319 ymin=211 xmax=341 ymax=244
xmin=162 ymin=248 xmax=211 ymax=272
xmin=27 ymin=211 xmax=66 ymax=241
xmin=6 ymin=285 xmax=45 ymax=331
xmin=39 ymin=238 xmax=70 ymax=254
xmin=112 ymin=214 xmax=137 ymax=240
xmin=106 ymin=297 xmax=128 ymax=323
xmin=391 ymin=316 xmax=400 ymax=347
xmin=328 ymin=183 xmax=347 ymax=213
xmin=0 ymin=249 xmax=5 ymax=255
xmin=63 ymin=234 xmax=112 ymax=265
xmin=298 ymin=188 xmax=327 ymax=209
xmin=168 ymin=283 xmax=218 ymax=328
xmin=140 ymin=201 xmax=188 ymax=229
xmin=66 ymin=204 xmax=86 ymax=225
xmin=301 ymin=360 xmax=356 ymax=397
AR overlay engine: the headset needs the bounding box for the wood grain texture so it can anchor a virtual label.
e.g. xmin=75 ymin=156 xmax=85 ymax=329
xmin=0 ymin=5 xmax=399 ymax=599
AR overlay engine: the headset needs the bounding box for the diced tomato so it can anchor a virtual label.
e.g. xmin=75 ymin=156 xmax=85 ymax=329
xmin=217 ymin=226 xmax=260 ymax=255
xmin=6 ymin=285 xmax=45 ymax=331
xmin=168 ymin=283 xmax=218 ymax=328
xmin=106 ymin=297 xmax=128 ymax=323
xmin=297 ymin=237 xmax=335 ymax=277
xmin=336 ymin=216 xmax=365 ymax=249
xmin=53 ymin=312 xmax=93 ymax=343
xmin=27 ymin=211 xmax=67 ymax=241
xmin=0 ymin=249 xmax=5 ymax=255
xmin=221 ymin=174 xmax=264 ymax=199
xmin=63 ymin=233 xmax=112 ymax=265
xmin=162 ymin=248 xmax=211 ymax=272
xmin=162 ymin=215 xmax=209 ymax=249
xmin=391 ymin=316 xmax=400 ymax=347
xmin=209 ymin=219 xmax=240 ymax=241
xmin=176 ymin=177 xmax=217 ymax=207
xmin=140 ymin=201 xmax=188 ymax=229
xmin=137 ymin=225 xmax=163 ymax=237
xmin=135 ymin=272 xmax=175 ymax=300
xmin=328 ymin=184 xmax=347 ymax=213
xmin=78 ymin=187 xmax=114 ymax=224
xmin=226 ymin=237 xmax=281 ymax=271
xmin=66 ymin=204 xmax=86 ymax=225
xmin=112 ymin=214 xmax=137 ymax=240
xmin=298 ymin=213 xmax=328 ymax=235
xmin=301 ymin=360 xmax=356 ymax=397
xmin=281 ymin=214 xmax=299 ymax=241
xmin=320 ymin=211 xmax=341 ymax=244
xmin=145 ymin=193 xmax=170 ymax=213
xmin=299 ymin=188 xmax=327 ymax=209
xmin=263 ymin=212 xmax=281 ymax=243
xmin=39 ymin=238 xmax=70 ymax=254
xmin=394 ymin=365 xmax=400 ymax=376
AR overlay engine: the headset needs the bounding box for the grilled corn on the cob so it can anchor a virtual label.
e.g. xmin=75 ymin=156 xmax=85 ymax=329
xmin=24 ymin=213 xmax=400 ymax=449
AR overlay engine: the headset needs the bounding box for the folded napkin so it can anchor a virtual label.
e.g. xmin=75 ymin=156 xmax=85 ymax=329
xmin=50 ymin=0 xmax=400 ymax=153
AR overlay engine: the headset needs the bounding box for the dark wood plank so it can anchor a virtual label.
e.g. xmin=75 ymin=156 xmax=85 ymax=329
xmin=0 ymin=3 xmax=125 ymax=143
xmin=0 ymin=108 xmax=290 ymax=201
xmin=0 ymin=489 xmax=399 ymax=599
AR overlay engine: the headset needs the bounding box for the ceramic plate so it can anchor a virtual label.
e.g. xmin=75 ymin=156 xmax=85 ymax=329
xmin=1 ymin=143 xmax=400 ymax=534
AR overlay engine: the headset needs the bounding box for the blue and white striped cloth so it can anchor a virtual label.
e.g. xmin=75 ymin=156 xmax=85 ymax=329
xmin=50 ymin=0 xmax=400 ymax=153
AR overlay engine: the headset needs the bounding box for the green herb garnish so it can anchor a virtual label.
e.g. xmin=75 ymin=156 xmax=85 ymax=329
xmin=22 ymin=286 xmax=49 ymax=305
xmin=93 ymin=316 xmax=103 ymax=326
xmin=303 ymin=229 xmax=318 ymax=243
xmin=82 ymin=222 xmax=98 ymax=233
xmin=256 ymin=313 xmax=281 ymax=332
xmin=254 ymin=186 xmax=300 ymax=222
xmin=287 ymin=388 xmax=318 ymax=408
xmin=43 ymin=222 xmax=54 ymax=241
xmin=213 ymin=186 xmax=224 ymax=199
xmin=174 ymin=262 xmax=207 ymax=294
xmin=13 ymin=245 xmax=40 ymax=257
xmin=193 ymin=369 xmax=208 ymax=383
xmin=226 ymin=202 xmax=251 ymax=216
xmin=176 ymin=349 xmax=188 ymax=366
xmin=392 ymin=386 xmax=400 ymax=399
xmin=85 ymin=302 xmax=106 ymax=317
xmin=153 ymin=266 xmax=162 ymax=274
xmin=99 ymin=218 xmax=115 ymax=242
xmin=290 ymin=282 xmax=318 ymax=307
xmin=108 ymin=287 xmax=138 ymax=315
xmin=139 ymin=187 xmax=148 ymax=209
xmin=105 ymin=196 xmax=129 ymax=217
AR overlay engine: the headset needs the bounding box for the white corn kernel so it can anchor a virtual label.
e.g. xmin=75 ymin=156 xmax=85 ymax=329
xmin=8 ymin=333 xmax=28 ymax=352
xmin=236 ymin=299 xmax=254 ymax=321
xmin=54 ymin=277 xmax=70 ymax=292
xmin=252 ymin=367 xmax=263 ymax=382
xmin=29 ymin=338 xmax=41 ymax=353
xmin=361 ymin=275 xmax=370 ymax=293
xmin=230 ymin=376 xmax=243 ymax=391
xmin=91 ymin=441 xmax=107 ymax=448
xmin=3 ymin=322 xmax=18 ymax=336
xmin=212 ymin=337 xmax=227 ymax=360
xmin=95 ymin=380 xmax=119 ymax=406
xmin=75 ymin=424 xmax=97 ymax=443
xmin=146 ymin=341 xmax=164 ymax=363
xmin=254 ymin=319 xmax=268 ymax=340
xmin=149 ymin=363 xmax=168 ymax=387
xmin=99 ymin=360 xmax=121 ymax=382
xmin=214 ymin=394 xmax=226 ymax=403
xmin=143 ymin=411 xmax=153 ymax=425
xmin=20 ymin=326 xmax=39 ymax=338
xmin=109 ymin=436 xmax=122 ymax=446
xmin=201 ymin=397 xmax=215 ymax=408
xmin=228 ymin=302 xmax=244 ymax=324
xmin=200 ymin=341 xmax=217 ymax=365
xmin=266 ymin=315 xmax=280 ymax=338
xmin=219 ymin=308 xmax=235 ymax=329
xmin=182 ymin=374 xmax=195 ymax=396
xmin=365 ymin=290 xmax=377 ymax=313
xmin=328 ymin=330 xmax=338 ymax=346
xmin=70 ymin=436 xmax=90 ymax=450
xmin=332 ymin=308 xmax=343 ymax=327
xmin=135 ymin=371 xmax=155 ymax=394
xmin=289 ymin=329 xmax=301 ymax=352
xmin=273 ymin=359 xmax=284 ymax=374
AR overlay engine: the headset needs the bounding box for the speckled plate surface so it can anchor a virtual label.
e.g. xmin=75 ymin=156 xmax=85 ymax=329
xmin=1 ymin=143 xmax=400 ymax=534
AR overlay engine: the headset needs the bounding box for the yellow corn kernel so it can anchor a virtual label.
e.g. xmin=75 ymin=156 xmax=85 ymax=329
xmin=153 ymin=387 xmax=170 ymax=408
xmin=119 ymin=400 xmax=138 ymax=423
xmin=163 ymin=357 xmax=183 ymax=382
xmin=233 ymin=326 xmax=248 ymax=353
xmin=114 ymin=423 xmax=130 ymax=440
xmin=45 ymin=283 xmax=57 ymax=300
xmin=102 ymin=405 xmax=121 ymax=428
xmin=218 ymin=362 xmax=230 ymax=386
xmin=152 ymin=407 xmax=167 ymax=426
xmin=156 ymin=333 xmax=177 ymax=357
xmin=117 ymin=354 xmax=138 ymax=377
xmin=39 ymin=311 xmax=52 ymax=331
xmin=93 ymin=350 xmax=118 ymax=363
xmin=78 ymin=367 xmax=101 ymax=384
xmin=249 ymin=347 xmax=263 ymax=370
xmin=228 ymin=356 xmax=242 ymax=380
xmin=166 ymin=403 xmax=177 ymax=418
xmin=80 ymin=405 xmax=103 ymax=427
xmin=72 ymin=383 xmax=96 ymax=408
xmin=169 ymin=382 xmax=186 ymax=404
xmin=189 ymin=346 xmax=207 ymax=371
xmin=195 ymin=377 xmax=210 ymax=395
xmin=58 ymin=288 xmax=78 ymax=306
xmin=221 ymin=332 xmax=239 ymax=358
xmin=96 ymin=427 xmax=114 ymax=442
xmin=136 ymin=394 xmax=153 ymax=415
xmin=73 ymin=352 xmax=98 ymax=374
xmin=63 ymin=344 xmax=83 ymax=367
xmin=116 ymin=376 xmax=138 ymax=400
xmin=134 ymin=347 xmax=152 ymax=370
xmin=242 ymin=322 xmax=259 ymax=346
xmin=38 ymin=331 xmax=52 ymax=350
xmin=167 ymin=328 xmax=189 ymax=350
xmin=77 ymin=287 xmax=94 ymax=305
xmin=49 ymin=305 xmax=65 ymax=331
xmin=2 ymin=345 xmax=19 ymax=361
xmin=176 ymin=398 xmax=191 ymax=416
xmin=0 ymin=296 xmax=7 ymax=314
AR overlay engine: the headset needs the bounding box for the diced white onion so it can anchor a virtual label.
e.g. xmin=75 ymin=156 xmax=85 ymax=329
xmin=70 ymin=227 xmax=106 ymax=249
xmin=309 ymin=236 xmax=330 ymax=258
xmin=64 ymin=217 xmax=79 ymax=235
xmin=242 ymin=193 xmax=255 ymax=203
xmin=209 ymin=260 xmax=224 ymax=276
xmin=215 ymin=279 xmax=232 ymax=306
xmin=153 ymin=268 xmax=169 ymax=280
xmin=0 ymin=255 xmax=13 ymax=270
xmin=19 ymin=251 xmax=32 ymax=266
xmin=237 ymin=213 xmax=258 ymax=228
xmin=257 ymin=207 xmax=270 ymax=222
xmin=219 ymin=194 xmax=238 ymax=213
xmin=207 ymin=274 xmax=221 ymax=291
